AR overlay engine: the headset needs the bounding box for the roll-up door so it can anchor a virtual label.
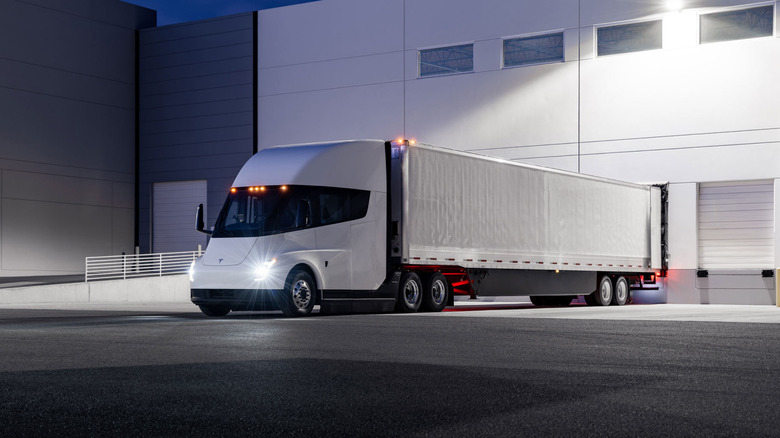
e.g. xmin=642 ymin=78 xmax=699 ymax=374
xmin=698 ymin=180 xmax=774 ymax=269
xmin=153 ymin=180 xmax=208 ymax=253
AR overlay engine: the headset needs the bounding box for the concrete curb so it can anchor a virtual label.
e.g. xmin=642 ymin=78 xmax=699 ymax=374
xmin=0 ymin=275 xmax=191 ymax=305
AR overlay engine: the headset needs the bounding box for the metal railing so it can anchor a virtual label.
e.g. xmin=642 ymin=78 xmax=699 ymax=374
xmin=85 ymin=250 xmax=204 ymax=282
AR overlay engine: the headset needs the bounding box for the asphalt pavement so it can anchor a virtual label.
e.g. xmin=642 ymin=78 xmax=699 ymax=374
xmin=1 ymin=303 xmax=779 ymax=436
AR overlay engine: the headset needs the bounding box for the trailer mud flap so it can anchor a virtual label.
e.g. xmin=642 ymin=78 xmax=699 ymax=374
xmin=466 ymin=269 xmax=597 ymax=297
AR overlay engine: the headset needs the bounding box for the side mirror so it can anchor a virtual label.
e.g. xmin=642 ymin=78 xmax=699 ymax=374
xmin=296 ymin=200 xmax=312 ymax=228
xmin=196 ymin=203 xmax=211 ymax=235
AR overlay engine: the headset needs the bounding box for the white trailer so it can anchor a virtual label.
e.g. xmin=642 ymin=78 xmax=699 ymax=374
xmin=190 ymin=139 xmax=667 ymax=317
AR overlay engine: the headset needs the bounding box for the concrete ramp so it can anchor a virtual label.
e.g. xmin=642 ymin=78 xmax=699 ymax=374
xmin=0 ymin=275 xmax=190 ymax=305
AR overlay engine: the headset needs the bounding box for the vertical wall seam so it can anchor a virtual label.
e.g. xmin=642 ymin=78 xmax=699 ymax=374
xmin=134 ymin=29 xmax=141 ymax=252
xmin=253 ymin=11 xmax=259 ymax=155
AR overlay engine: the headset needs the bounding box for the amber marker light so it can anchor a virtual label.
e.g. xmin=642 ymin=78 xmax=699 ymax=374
xmin=230 ymin=187 xmax=237 ymax=193
xmin=280 ymin=185 xmax=288 ymax=192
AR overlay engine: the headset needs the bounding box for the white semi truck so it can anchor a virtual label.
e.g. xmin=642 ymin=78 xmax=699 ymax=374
xmin=190 ymin=139 xmax=667 ymax=317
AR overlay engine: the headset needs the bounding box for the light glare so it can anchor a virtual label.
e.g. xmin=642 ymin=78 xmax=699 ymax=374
xmin=666 ymin=0 xmax=683 ymax=11
xmin=254 ymin=258 xmax=277 ymax=281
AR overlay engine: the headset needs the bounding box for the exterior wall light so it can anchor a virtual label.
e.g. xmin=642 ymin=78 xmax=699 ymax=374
xmin=666 ymin=0 xmax=683 ymax=12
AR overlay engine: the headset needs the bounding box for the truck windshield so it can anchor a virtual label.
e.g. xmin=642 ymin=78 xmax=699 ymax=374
xmin=212 ymin=185 xmax=370 ymax=238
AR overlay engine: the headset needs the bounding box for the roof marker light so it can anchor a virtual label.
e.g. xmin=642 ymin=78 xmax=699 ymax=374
xmin=230 ymin=187 xmax=237 ymax=193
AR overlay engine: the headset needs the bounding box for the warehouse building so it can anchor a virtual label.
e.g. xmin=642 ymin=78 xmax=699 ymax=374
xmin=3 ymin=0 xmax=779 ymax=304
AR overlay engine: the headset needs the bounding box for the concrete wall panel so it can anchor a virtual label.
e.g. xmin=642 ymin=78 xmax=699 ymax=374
xmin=258 ymin=82 xmax=404 ymax=149
xmin=258 ymin=0 xmax=403 ymax=68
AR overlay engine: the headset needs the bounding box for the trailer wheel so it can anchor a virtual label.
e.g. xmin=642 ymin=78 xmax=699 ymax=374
xmin=421 ymin=272 xmax=448 ymax=312
xmin=277 ymin=269 xmax=316 ymax=317
xmin=611 ymin=276 xmax=629 ymax=306
xmin=396 ymin=272 xmax=422 ymax=313
xmin=198 ymin=304 xmax=231 ymax=317
xmin=591 ymin=275 xmax=613 ymax=306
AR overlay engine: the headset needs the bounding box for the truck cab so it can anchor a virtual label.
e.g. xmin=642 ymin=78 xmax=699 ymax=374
xmin=190 ymin=140 xmax=392 ymax=317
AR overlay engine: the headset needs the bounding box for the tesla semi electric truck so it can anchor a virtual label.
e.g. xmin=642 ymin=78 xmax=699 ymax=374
xmin=190 ymin=139 xmax=667 ymax=317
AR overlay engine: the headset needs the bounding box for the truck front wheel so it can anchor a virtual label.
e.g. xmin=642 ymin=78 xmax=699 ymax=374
xmin=277 ymin=269 xmax=316 ymax=317
xmin=421 ymin=272 xmax=448 ymax=312
xmin=396 ymin=272 xmax=422 ymax=313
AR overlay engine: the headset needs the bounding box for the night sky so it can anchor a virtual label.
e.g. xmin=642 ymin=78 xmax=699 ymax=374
xmin=122 ymin=0 xmax=318 ymax=25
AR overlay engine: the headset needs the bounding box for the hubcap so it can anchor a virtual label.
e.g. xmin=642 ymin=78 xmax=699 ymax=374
xmin=600 ymin=280 xmax=612 ymax=303
xmin=404 ymin=279 xmax=420 ymax=306
xmin=292 ymin=279 xmax=311 ymax=309
xmin=431 ymin=279 xmax=446 ymax=306
xmin=616 ymin=280 xmax=627 ymax=302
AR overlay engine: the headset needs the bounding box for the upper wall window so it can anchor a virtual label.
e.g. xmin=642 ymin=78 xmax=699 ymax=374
xmin=700 ymin=5 xmax=774 ymax=44
xmin=597 ymin=20 xmax=663 ymax=56
xmin=503 ymin=32 xmax=564 ymax=67
xmin=418 ymin=44 xmax=474 ymax=77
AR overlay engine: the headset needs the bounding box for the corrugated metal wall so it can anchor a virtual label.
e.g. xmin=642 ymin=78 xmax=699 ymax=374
xmin=0 ymin=0 xmax=155 ymax=275
xmin=152 ymin=180 xmax=208 ymax=252
xmin=138 ymin=13 xmax=255 ymax=253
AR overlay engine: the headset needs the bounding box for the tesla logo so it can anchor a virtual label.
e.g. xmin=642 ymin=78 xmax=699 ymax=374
xmin=218 ymin=258 xmax=223 ymax=264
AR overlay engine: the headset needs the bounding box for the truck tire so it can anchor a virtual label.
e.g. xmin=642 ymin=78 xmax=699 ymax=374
xmin=198 ymin=304 xmax=231 ymax=317
xmin=530 ymin=296 xmax=546 ymax=306
xmin=612 ymin=276 xmax=629 ymax=306
xmin=396 ymin=272 xmax=422 ymax=313
xmin=421 ymin=272 xmax=448 ymax=312
xmin=277 ymin=269 xmax=316 ymax=317
xmin=590 ymin=275 xmax=613 ymax=306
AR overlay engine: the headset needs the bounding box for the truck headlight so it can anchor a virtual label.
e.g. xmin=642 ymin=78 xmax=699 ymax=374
xmin=254 ymin=258 xmax=277 ymax=282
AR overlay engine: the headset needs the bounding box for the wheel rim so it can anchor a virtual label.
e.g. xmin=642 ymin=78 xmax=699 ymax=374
xmin=600 ymin=279 xmax=612 ymax=303
xmin=431 ymin=279 xmax=446 ymax=306
xmin=404 ymin=279 xmax=420 ymax=306
xmin=292 ymin=279 xmax=311 ymax=309
xmin=616 ymin=279 xmax=628 ymax=303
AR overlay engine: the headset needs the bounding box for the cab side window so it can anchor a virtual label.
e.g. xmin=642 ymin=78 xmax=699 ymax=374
xmin=318 ymin=188 xmax=370 ymax=226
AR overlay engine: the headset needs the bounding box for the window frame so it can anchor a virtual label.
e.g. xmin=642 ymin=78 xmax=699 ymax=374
xmin=417 ymin=42 xmax=475 ymax=78
xmin=699 ymin=3 xmax=775 ymax=45
xmin=596 ymin=19 xmax=664 ymax=57
xmin=502 ymin=31 xmax=566 ymax=69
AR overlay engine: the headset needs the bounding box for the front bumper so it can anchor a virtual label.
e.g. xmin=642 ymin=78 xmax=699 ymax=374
xmin=191 ymin=288 xmax=279 ymax=311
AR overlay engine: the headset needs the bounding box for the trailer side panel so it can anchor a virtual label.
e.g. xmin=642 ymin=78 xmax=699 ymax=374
xmin=402 ymin=143 xmax=660 ymax=272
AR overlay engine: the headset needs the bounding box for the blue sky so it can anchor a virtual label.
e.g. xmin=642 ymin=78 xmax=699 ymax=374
xmin=122 ymin=0 xmax=317 ymax=25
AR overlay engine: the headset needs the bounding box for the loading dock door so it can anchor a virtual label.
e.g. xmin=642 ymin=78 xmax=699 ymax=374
xmin=153 ymin=180 xmax=208 ymax=253
xmin=698 ymin=180 xmax=774 ymax=269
